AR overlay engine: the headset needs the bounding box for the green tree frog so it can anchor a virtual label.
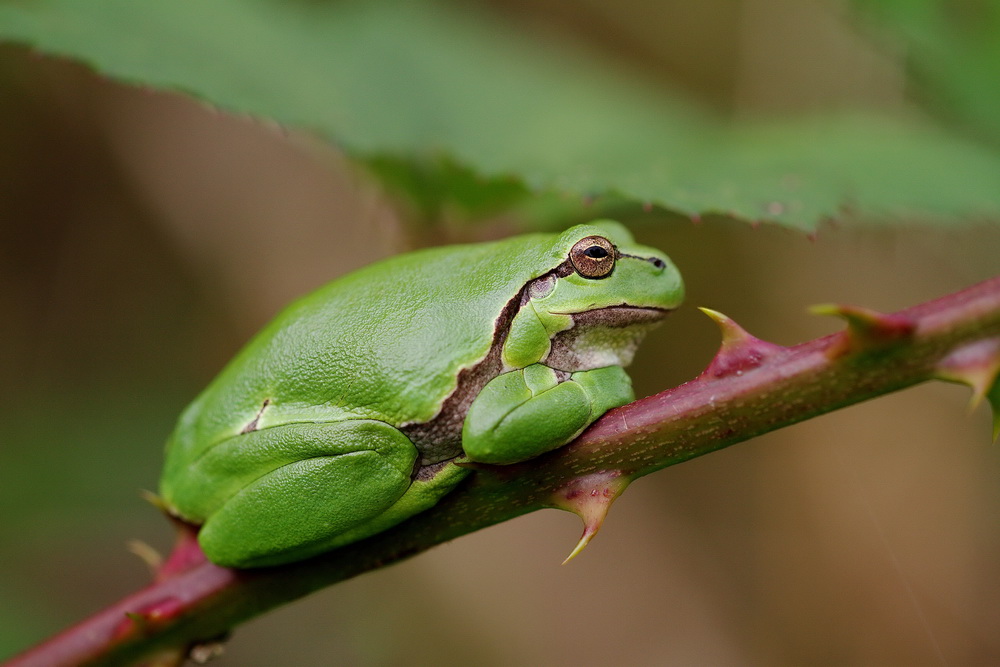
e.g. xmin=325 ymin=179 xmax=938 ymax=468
xmin=159 ymin=220 xmax=683 ymax=568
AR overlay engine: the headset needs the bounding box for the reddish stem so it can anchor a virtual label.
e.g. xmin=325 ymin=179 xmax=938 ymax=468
xmin=6 ymin=275 xmax=1000 ymax=667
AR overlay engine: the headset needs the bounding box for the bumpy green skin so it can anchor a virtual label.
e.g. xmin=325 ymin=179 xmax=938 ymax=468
xmin=160 ymin=221 xmax=684 ymax=567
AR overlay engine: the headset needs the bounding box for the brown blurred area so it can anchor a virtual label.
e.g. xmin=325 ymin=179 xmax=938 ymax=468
xmin=2 ymin=1 xmax=1000 ymax=665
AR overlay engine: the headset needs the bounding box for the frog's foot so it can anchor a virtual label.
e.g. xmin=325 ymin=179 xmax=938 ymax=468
xmin=462 ymin=364 xmax=633 ymax=465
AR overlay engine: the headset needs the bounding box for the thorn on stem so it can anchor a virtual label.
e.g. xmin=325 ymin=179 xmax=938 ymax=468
xmin=113 ymin=597 xmax=184 ymax=641
xmin=699 ymin=308 xmax=785 ymax=378
xmin=128 ymin=540 xmax=163 ymax=576
xmin=810 ymin=304 xmax=915 ymax=358
xmin=188 ymin=639 xmax=228 ymax=664
xmin=550 ymin=471 xmax=631 ymax=564
xmin=935 ymin=338 xmax=1000 ymax=441
xmin=141 ymin=489 xmax=169 ymax=512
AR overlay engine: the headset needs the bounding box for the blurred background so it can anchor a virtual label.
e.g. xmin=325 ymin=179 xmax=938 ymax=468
xmin=2 ymin=1 xmax=1000 ymax=665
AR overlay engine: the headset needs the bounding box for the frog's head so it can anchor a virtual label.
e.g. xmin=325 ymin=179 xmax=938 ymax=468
xmin=507 ymin=220 xmax=684 ymax=372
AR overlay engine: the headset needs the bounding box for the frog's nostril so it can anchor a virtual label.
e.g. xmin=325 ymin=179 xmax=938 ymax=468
xmin=649 ymin=257 xmax=666 ymax=270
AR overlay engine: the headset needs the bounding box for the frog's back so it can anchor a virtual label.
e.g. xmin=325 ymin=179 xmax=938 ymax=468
xmin=168 ymin=232 xmax=568 ymax=462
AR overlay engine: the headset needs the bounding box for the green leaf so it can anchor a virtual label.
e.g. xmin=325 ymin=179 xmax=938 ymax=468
xmin=3 ymin=0 xmax=999 ymax=229
xmin=851 ymin=0 xmax=1000 ymax=149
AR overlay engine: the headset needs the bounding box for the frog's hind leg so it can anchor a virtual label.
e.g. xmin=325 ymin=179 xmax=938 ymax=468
xmin=193 ymin=420 xmax=418 ymax=568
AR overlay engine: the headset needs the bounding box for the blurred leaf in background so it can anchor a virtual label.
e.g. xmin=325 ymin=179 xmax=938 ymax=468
xmin=1 ymin=0 xmax=1000 ymax=229
xmin=852 ymin=0 xmax=1000 ymax=148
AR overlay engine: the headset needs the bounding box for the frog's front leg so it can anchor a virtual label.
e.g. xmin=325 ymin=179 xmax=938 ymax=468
xmin=172 ymin=420 xmax=422 ymax=568
xmin=462 ymin=364 xmax=634 ymax=465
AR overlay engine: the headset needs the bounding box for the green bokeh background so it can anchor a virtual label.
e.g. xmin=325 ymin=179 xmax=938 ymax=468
xmin=2 ymin=2 xmax=1000 ymax=665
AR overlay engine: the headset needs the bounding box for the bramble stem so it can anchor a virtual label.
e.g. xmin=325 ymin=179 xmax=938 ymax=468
xmin=7 ymin=276 xmax=1000 ymax=667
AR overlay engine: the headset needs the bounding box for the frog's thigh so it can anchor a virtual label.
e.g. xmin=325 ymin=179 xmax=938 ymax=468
xmin=198 ymin=420 xmax=417 ymax=568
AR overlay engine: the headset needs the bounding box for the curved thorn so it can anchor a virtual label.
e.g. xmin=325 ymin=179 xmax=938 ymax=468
xmin=127 ymin=540 xmax=163 ymax=575
xmin=562 ymin=526 xmax=598 ymax=565
xmin=811 ymin=303 xmax=915 ymax=357
xmin=699 ymin=307 xmax=785 ymax=378
xmin=550 ymin=471 xmax=631 ymax=564
xmin=935 ymin=338 xmax=1000 ymax=412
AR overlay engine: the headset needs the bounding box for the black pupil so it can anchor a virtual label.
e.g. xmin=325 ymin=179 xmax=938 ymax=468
xmin=584 ymin=246 xmax=609 ymax=259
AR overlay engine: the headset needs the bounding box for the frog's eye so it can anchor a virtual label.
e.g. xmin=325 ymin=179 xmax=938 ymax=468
xmin=569 ymin=235 xmax=616 ymax=279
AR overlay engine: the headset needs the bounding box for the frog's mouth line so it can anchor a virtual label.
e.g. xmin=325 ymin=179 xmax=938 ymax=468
xmin=563 ymin=305 xmax=674 ymax=327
